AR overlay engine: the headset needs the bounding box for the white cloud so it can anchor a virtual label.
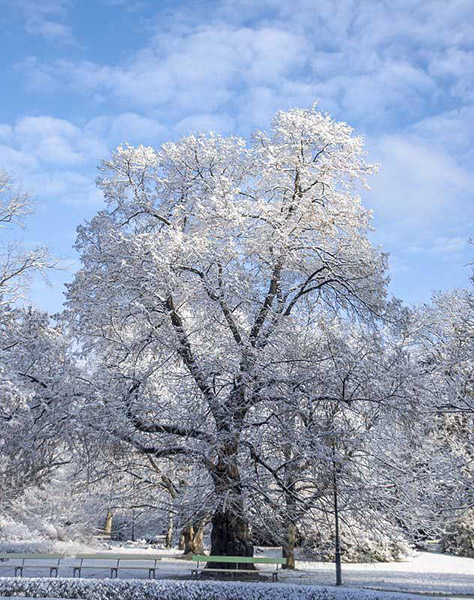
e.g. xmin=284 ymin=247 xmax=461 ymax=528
xmin=20 ymin=24 xmax=309 ymax=122
xmin=13 ymin=116 xmax=107 ymax=166
xmin=409 ymin=105 xmax=474 ymax=164
xmin=85 ymin=113 xmax=168 ymax=145
xmin=27 ymin=170 xmax=104 ymax=206
xmin=0 ymin=144 xmax=39 ymax=171
xmin=6 ymin=0 xmax=474 ymax=306
xmin=175 ymin=114 xmax=235 ymax=136
xmin=370 ymin=133 xmax=473 ymax=224
xmin=19 ymin=0 xmax=474 ymax=137
xmin=0 ymin=112 xmax=169 ymax=207
xmin=429 ymin=48 xmax=474 ymax=101
xmin=366 ymin=124 xmax=474 ymax=276
xmin=98 ymin=0 xmax=148 ymax=10
xmin=0 ymin=125 xmax=13 ymax=144
xmin=429 ymin=236 xmax=467 ymax=258
xmin=25 ymin=18 xmax=72 ymax=42
xmin=12 ymin=0 xmax=75 ymax=42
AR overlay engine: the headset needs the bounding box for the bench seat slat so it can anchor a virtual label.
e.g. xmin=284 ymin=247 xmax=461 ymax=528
xmin=193 ymin=568 xmax=258 ymax=573
xmin=0 ymin=564 xmax=60 ymax=569
xmin=192 ymin=555 xmax=286 ymax=564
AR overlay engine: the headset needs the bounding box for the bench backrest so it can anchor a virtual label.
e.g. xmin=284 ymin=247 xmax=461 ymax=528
xmin=75 ymin=553 xmax=162 ymax=560
xmin=192 ymin=554 xmax=287 ymax=565
xmin=0 ymin=553 xmax=66 ymax=560
xmin=0 ymin=552 xmax=162 ymax=561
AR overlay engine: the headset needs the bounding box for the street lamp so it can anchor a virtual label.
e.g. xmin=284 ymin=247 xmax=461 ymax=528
xmin=333 ymin=464 xmax=342 ymax=586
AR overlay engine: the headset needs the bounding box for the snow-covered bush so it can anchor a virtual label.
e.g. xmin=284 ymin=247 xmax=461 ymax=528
xmin=0 ymin=577 xmax=439 ymax=600
xmin=0 ymin=519 xmax=54 ymax=554
xmin=0 ymin=515 xmax=97 ymax=555
xmin=0 ymin=509 xmax=99 ymax=555
xmin=440 ymin=508 xmax=474 ymax=558
xmin=251 ymin=512 xmax=411 ymax=563
xmin=8 ymin=479 xmax=99 ymax=542
xmin=0 ymin=516 xmax=55 ymax=554
xmin=300 ymin=516 xmax=411 ymax=563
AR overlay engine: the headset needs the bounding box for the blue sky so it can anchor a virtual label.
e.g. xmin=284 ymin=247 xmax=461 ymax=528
xmin=1 ymin=0 xmax=473 ymax=312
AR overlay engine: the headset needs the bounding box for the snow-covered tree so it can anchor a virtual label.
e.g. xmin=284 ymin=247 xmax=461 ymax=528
xmin=415 ymin=287 xmax=474 ymax=554
xmin=245 ymin=308 xmax=448 ymax=565
xmin=0 ymin=306 xmax=81 ymax=509
xmin=0 ymin=170 xmax=53 ymax=304
xmin=66 ymin=106 xmax=389 ymax=557
xmin=0 ymin=171 xmax=77 ymax=540
xmin=417 ymin=289 xmax=474 ymax=415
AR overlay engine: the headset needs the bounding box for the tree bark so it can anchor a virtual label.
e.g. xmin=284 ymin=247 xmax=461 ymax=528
xmin=282 ymin=414 xmax=297 ymax=569
xmin=103 ymin=510 xmax=113 ymax=540
xmin=210 ymin=509 xmax=253 ymax=557
xmin=191 ymin=525 xmax=204 ymax=555
xmin=165 ymin=511 xmax=174 ymax=548
xmin=181 ymin=524 xmax=205 ymax=555
xmin=282 ymin=520 xmax=296 ymax=569
xmin=208 ymin=421 xmax=254 ymax=568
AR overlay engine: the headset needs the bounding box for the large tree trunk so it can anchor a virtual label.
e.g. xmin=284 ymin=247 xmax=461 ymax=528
xmin=210 ymin=509 xmax=253 ymax=557
xmin=208 ymin=421 xmax=254 ymax=568
xmin=208 ymin=509 xmax=253 ymax=569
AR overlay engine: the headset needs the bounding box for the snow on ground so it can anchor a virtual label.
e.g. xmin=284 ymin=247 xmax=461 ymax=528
xmin=0 ymin=547 xmax=473 ymax=597
xmin=279 ymin=551 xmax=474 ymax=597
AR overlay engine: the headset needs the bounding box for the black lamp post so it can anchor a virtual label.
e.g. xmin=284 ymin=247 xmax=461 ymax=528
xmin=333 ymin=464 xmax=342 ymax=586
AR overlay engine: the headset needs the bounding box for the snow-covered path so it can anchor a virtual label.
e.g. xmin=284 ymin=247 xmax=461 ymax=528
xmin=280 ymin=552 xmax=474 ymax=597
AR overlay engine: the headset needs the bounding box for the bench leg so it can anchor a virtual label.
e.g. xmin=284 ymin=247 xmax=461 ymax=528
xmin=50 ymin=567 xmax=59 ymax=577
xmin=272 ymin=572 xmax=278 ymax=582
xmin=111 ymin=567 xmax=118 ymax=579
xmin=148 ymin=568 xmax=156 ymax=580
xmin=73 ymin=567 xmax=81 ymax=578
xmin=15 ymin=567 xmax=23 ymax=578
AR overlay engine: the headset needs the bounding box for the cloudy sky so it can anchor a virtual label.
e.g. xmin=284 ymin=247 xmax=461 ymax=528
xmin=1 ymin=0 xmax=473 ymax=312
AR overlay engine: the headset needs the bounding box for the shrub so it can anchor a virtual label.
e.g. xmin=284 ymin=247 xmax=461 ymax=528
xmin=0 ymin=577 xmax=437 ymax=600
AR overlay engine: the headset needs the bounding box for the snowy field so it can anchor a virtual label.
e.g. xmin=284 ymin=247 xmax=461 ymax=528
xmin=0 ymin=549 xmax=473 ymax=598
xmin=280 ymin=551 xmax=474 ymax=596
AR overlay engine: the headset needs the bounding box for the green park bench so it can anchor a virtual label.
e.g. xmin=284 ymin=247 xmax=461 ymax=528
xmin=0 ymin=552 xmax=163 ymax=579
xmin=191 ymin=554 xmax=287 ymax=581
